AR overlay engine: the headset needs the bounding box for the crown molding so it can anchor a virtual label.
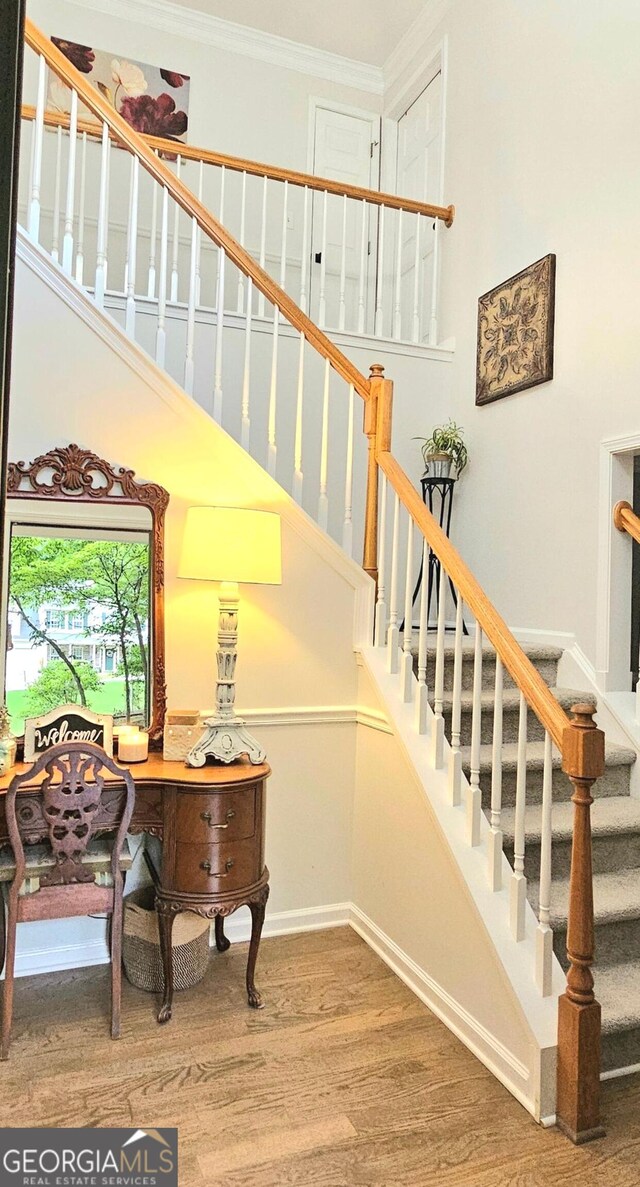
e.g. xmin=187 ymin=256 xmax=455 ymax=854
xmin=59 ymin=0 xmax=384 ymax=95
xmin=383 ymin=0 xmax=453 ymax=89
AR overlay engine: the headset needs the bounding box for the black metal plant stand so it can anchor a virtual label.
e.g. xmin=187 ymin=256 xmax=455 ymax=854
xmin=402 ymin=476 xmax=468 ymax=634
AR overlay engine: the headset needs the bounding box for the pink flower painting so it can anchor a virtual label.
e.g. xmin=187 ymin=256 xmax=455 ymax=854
xmin=48 ymin=38 xmax=191 ymax=144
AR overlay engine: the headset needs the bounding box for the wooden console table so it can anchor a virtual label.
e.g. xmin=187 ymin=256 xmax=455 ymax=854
xmin=0 ymin=755 xmax=270 ymax=1025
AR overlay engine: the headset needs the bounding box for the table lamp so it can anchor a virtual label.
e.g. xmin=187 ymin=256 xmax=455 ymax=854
xmin=178 ymin=506 xmax=282 ymax=766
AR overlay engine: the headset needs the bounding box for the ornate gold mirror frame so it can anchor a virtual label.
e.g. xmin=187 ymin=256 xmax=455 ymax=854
xmin=6 ymin=444 xmax=169 ymax=743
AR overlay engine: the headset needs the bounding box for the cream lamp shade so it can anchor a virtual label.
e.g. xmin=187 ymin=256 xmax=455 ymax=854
xmin=178 ymin=507 xmax=282 ymax=586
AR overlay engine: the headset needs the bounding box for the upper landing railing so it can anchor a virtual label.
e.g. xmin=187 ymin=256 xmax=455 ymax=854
xmin=21 ymin=52 xmax=454 ymax=347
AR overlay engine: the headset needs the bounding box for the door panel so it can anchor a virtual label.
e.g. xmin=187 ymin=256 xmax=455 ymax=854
xmin=310 ymin=106 xmax=379 ymax=332
xmin=396 ymin=73 xmax=442 ymax=342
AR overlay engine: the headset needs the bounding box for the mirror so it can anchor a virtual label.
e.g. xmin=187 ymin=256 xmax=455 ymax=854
xmin=4 ymin=445 xmax=169 ymax=743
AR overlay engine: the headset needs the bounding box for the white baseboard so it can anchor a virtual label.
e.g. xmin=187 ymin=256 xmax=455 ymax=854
xmin=349 ymin=904 xmax=539 ymax=1121
xmin=9 ymin=938 xmax=110 ymax=980
xmin=220 ymin=901 xmax=351 ymax=943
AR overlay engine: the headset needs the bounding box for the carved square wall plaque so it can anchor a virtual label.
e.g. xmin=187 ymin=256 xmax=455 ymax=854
xmin=476 ymin=254 xmax=556 ymax=406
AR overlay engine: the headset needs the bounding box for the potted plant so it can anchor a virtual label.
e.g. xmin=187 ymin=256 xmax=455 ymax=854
xmin=414 ymin=420 xmax=468 ymax=480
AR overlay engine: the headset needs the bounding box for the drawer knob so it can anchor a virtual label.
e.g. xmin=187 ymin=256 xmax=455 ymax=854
xmin=200 ymin=808 xmax=236 ymax=828
xmin=200 ymin=858 xmax=235 ymax=875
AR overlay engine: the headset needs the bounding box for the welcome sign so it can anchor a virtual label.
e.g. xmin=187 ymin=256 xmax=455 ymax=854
xmin=24 ymin=704 xmax=113 ymax=761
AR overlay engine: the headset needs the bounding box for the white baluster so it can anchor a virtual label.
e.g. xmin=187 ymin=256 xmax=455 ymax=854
xmin=429 ymin=218 xmax=440 ymax=346
xmin=94 ymin=123 xmax=110 ymax=308
xmin=299 ymin=187 xmax=310 ymax=314
xmin=318 ymin=359 xmax=330 ymax=530
xmin=510 ymin=692 xmax=528 ymax=941
xmin=374 ymin=206 xmax=385 ymax=338
xmin=125 ymin=155 xmax=139 ymax=337
xmin=74 ymin=131 xmax=87 ymax=285
xmin=393 ymin=209 xmax=403 ymax=340
xmin=61 ymin=89 xmax=78 ymax=274
xmin=338 ymin=195 xmax=348 ymax=332
xmin=415 ymin=539 xmax=429 ymax=734
xmin=401 ymin=516 xmax=414 ymax=702
xmin=293 ymin=332 xmax=305 ymax=505
xmin=215 ymin=165 xmax=226 ymax=310
xmin=342 ymin=385 xmax=355 ymax=555
xmin=194 ymin=161 xmax=203 ymax=307
xmin=488 ymin=655 xmax=504 ymax=889
xmin=375 ymin=473 xmax=388 ymax=647
xmin=430 ymin=563 xmax=447 ymax=768
xmin=51 ymin=127 xmax=63 ymax=263
xmin=236 ymin=171 xmax=247 ymax=314
xmin=184 ymin=213 xmax=198 ymax=394
xmin=155 ymin=187 xmax=169 ymax=368
xmin=412 ymin=214 xmax=421 ymax=343
xmin=448 ymin=595 xmax=464 ymax=806
xmin=358 ymin=199 xmax=367 ymax=335
xmin=280 ymin=180 xmax=288 ymax=290
xmin=467 ymin=626 xmax=483 ymax=845
xmin=147 ymin=169 xmax=158 ymax=299
xmin=387 ymin=492 xmax=401 ymax=675
xmin=241 ymin=277 xmax=253 ymax=451
xmin=213 ymin=249 xmax=225 ymax=422
xmin=170 ymin=154 xmax=182 ymax=302
xmin=258 ymin=175 xmax=268 ymax=317
xmin=319 ymin=190 xmax=328 ymax=328
xmin=28 ymin=54 xmax=46 ymax=242
xmin=536 ymin=731 xmax=554 ymax=995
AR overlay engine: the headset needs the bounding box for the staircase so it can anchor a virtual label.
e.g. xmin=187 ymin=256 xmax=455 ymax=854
xmin=423 ymin=637 xmax=640 ymax=1074
xmin=16 ymin=18 xmax=636 ymax=1141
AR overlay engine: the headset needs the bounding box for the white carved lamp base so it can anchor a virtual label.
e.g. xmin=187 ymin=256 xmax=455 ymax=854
xmin=186 ymin=581 xmax=266 ymax=768
xmin=186 ymin=718 xmax=265 ymax=766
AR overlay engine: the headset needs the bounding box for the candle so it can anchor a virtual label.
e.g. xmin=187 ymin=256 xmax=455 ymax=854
xmin=118 ymin=728 xmax=149 ymax=763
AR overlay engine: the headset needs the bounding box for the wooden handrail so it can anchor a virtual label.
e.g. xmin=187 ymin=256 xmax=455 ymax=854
xmin=20 ymin=103 xmax=455 ymax=227
xmin=23 ymin=19 xmax=370 ymax=401
xmin=378 ymin=451 xmax=570 ymax=749
xmin=614 ymin=500 xmax=640 ymax=544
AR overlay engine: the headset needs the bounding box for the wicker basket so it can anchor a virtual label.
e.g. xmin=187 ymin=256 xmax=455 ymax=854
xmin=122 ymin=886 xmax=210 ymax=993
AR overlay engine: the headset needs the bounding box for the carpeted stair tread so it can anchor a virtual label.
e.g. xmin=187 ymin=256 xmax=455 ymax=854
xmin=501 ymin=796 xmax=640 ymax=846
xmin=441 ymin=686 xmax=596 ymax=715
xmin=530 ymin=867 xmax=640 ymax=929
xmin=410 ymin=638 xmax=563 ymax=662
xmin=460 ymin=739 xmax=635 ymax=774
xmin=596 ymin=962 xmax=640 ymax=1035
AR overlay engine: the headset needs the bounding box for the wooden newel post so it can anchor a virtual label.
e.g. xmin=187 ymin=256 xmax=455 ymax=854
xmin=362 ymin=363 xmax=393 ymax=586
xmin=556 ymin=702 xmax=606 ymax=1145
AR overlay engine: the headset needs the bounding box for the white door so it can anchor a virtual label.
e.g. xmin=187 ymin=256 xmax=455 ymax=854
xmin=310 ymin=105 xmax=380 ymax=332
xmin=396 ymin=73 xmax=442 ymax=342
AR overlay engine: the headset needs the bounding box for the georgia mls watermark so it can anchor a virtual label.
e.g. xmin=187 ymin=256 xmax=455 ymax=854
xmin=0 ymin=1128 xmax=178 ymax=1187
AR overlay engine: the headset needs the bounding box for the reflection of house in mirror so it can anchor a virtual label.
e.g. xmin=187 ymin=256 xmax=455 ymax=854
xmin=7 ymin=601 xmax=138 ymax=685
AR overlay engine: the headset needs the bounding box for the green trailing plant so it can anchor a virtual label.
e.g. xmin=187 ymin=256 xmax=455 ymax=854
xmin=414 ymin=419 xmax=469 ymax=477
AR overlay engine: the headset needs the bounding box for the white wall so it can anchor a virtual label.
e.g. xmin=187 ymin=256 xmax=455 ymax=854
xmin=385 ymin=0 xmax=640 ymax=675
xmin=8 ymin=241 xmax=368 ymax=972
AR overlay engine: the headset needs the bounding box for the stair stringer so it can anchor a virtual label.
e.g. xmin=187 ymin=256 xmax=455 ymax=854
xmin=356 ymin=644 xmax=565 ymax=1123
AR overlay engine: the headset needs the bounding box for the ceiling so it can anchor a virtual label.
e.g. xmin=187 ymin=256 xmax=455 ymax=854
xmin=166 ymin=0 xmax=428 ymax=65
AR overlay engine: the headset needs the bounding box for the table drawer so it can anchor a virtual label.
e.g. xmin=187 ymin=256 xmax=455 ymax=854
xmin=175 ymin=786 xmax=256 ymax=844
xmin=174 ymin=839 xmax=260 ymax=894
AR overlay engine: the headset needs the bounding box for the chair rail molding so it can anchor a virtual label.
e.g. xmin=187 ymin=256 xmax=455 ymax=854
xmin=56 ymin=0 xmax=385 ymax=94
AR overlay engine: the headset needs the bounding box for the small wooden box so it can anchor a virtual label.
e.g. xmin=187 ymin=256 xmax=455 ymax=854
xmin=163 ymin=711 xmax=203 ymax=762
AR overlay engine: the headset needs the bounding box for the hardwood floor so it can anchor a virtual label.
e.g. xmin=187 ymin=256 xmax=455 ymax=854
xmin=2 ymin=926 xmax=640 ymax=1185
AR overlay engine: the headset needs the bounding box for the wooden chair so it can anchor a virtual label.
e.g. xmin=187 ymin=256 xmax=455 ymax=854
xmin=0 ymin=741 xmax=136 ymax=1058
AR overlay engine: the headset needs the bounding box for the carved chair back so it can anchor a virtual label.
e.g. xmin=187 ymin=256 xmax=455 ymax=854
xmin=6 ymin=742 xmax=135 ymax=889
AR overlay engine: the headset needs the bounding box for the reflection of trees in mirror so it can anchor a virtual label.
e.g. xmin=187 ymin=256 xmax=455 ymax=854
xmin=7 ymin=534 xmax=150 ymax=733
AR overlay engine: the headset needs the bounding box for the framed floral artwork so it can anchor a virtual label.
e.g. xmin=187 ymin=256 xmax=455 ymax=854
xmin=475 ymin=254 xmax=556 ymax=406
xmin=49 ymin=38 xmax=190 ymax=142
